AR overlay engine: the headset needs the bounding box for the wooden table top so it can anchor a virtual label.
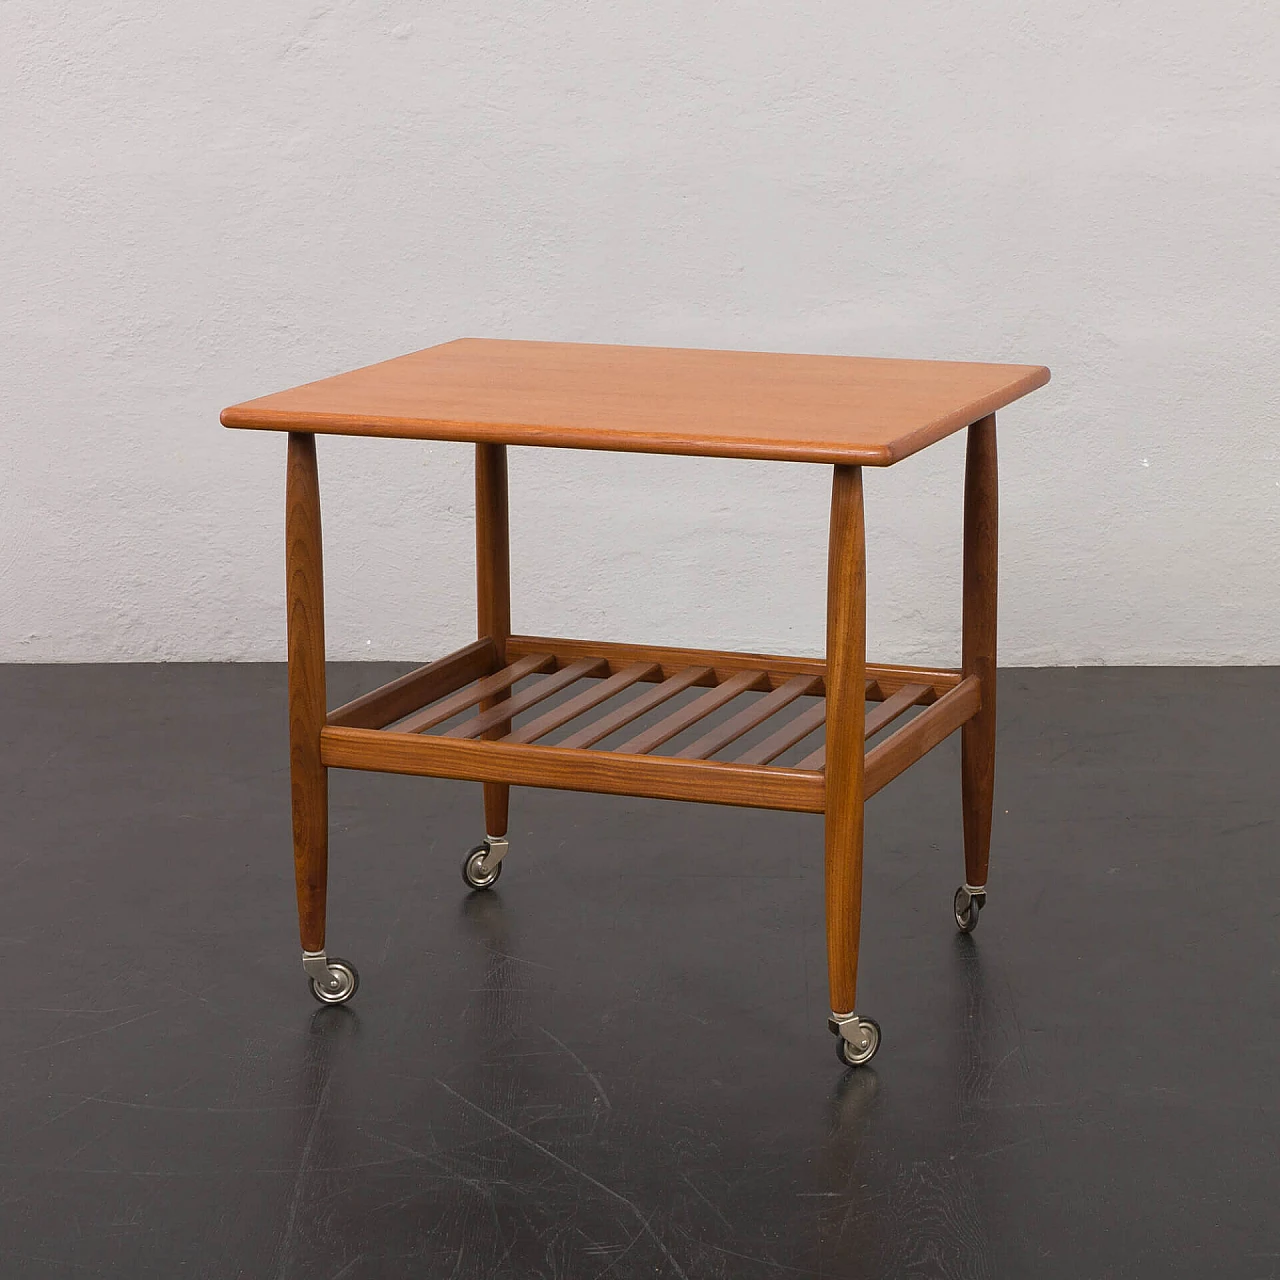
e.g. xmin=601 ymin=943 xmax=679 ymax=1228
xmin=221 ymin=339 xmax=1049 ymax=465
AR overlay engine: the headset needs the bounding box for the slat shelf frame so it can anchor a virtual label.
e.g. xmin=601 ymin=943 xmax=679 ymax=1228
xmin=321 ymin=725 xmax=826 ymax=813
xmin=506 ymin=634 xmax=962 ymax=701
xmin=317 ymin=636 xmax=981 ymax=812
xmin=326 ymin=637 xmax=498 ymax=730
xmin=863 ymin=676 xmax=981 ymax=798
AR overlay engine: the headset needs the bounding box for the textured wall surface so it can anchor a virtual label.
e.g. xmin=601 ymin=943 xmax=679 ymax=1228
xmin=3 ymin=1 xmax=1277 ymax=664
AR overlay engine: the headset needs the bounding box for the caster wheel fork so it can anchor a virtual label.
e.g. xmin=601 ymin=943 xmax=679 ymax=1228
xmin=461 ymin=835 xmax=508 ymax=890
xmin=303 ymin=952 xmax=360 ymax=1005
xmin=954 ymin=884 xmax=986 ymax=933
xmin=829 ymin=1012 xmax=881 ymax=1067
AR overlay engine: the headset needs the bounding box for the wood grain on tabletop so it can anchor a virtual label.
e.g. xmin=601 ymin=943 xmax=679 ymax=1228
xmin=221 ymin=339 xmax=1049 ymax=465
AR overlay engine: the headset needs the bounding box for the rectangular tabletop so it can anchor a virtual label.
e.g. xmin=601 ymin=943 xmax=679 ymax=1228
xmin=221 ymin=339 xmax=1049 ymax=465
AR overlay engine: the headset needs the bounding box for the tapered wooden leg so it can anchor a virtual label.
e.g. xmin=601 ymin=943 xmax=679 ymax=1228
xmin=476 ymin=443 xmax=511 ymax=839
xmin=286 ymin=433 xmax=328 ymax=954
xmin=825 ymin=465 xmax=867 ymax=1017
xmin=961 ymin=415 xmax=998 ymax=890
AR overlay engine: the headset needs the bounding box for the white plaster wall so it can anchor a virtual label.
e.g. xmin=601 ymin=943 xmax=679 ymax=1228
xmin=2 ymin=1 xmax=1277 ymax=665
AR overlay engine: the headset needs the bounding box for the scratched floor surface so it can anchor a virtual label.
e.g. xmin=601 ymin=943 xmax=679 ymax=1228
xmin=0 ymin=665 xmax=1276 ymax=1279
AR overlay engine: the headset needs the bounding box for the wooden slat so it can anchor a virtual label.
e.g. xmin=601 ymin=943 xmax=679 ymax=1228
xmin=864 ymin=682 xmax=930 ymax=738
xmin=732 ymin=675 xmax=877 ymax=766
xmin=614 ymin=669 xmax=768 ymax=755
xmin=735 ymin=699 xmax=827 ymax=766
xmin=321 ymin=726 xmax=825 ymax=814
xmin=326 ymin=638 xmax=497 ymax=729
xmin=862 ymin=661 xmax=957 ymax=700
xmin=511 ymin=635 xmax=819 ymax=690
xmin=507 ymin=633 xmax=963 ymax=700
xmin=675 ymin=675 xmax=819 ymax=760
xmin=863 ymin=675 xmax=982 ymax=799
xmin=392 ymin=652 xmax=555 ymax=734
xmin=504 ymin=662 xmax=659 ymax=745
xmin=794 ymin=681 xmax=933 ymax=770
xmin=556 ymin=666 xmax=712 ymax=750
xmin=444 ymin=657 xmax=607 ymax=739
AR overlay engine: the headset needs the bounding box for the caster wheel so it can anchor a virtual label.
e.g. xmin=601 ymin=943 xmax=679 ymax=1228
xmin=461 ymin=843 xmax=502 ymax=890
xmin=834 ymin=1017 xmax=881 ymax=1068
xmin=309 ymin=958 xmax=359 ymax=1005
xmin=954 ymin=886 xmax=984 ymax=933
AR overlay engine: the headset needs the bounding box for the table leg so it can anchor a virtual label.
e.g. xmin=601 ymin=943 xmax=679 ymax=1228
xmin=958 ymin=414 xmax=998 ymax=930
xmin=286 ymin=435 xmax=359 ymax=1003
xmin=286 ymin=433 xmax=328 ymax=953
xmin=476 ymin=443 xmax=511 ymax=843
xmin=282 ymin=440 xmax=326 ymax=939
xmin=825 ymin=465 xmax=879 ymax=1066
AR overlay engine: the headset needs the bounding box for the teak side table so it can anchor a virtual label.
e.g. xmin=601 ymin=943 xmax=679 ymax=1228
xmin=223 ymin=339 xmax=1049 ymax=1068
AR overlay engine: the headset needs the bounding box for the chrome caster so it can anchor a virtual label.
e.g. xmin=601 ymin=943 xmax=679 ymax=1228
xmin=829 ymin=1013 xmax=881 ymax=1067
xmin=954 ymin=884 xmax=986 ymax=933
xmin=303 ymin=952 xmax=359 ymax=1005
xmin=461 ymin=835 xmax=507 ymax=890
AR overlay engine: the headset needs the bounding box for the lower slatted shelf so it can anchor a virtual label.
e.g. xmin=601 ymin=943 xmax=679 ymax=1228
xmin=322 ymin=634 xmax=979 ymax=812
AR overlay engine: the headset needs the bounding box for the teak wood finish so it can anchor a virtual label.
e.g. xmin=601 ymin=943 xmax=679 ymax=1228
xmin=504 ymin=661 xmax=659 ymax=745
xmin=223 ymin=338 xmax=1049 ymax=466
xmin=504 ymin=634 xmax=962 ymax=700
xmin=326 ymin=637 xmax=496 ymax=730
xmin=250 ymin=339 xmax=1045 ymax=1059
xmin=823 ymin=466 xmax=868 ymax=1016
xmin=475 ymin=443 xmax=511 ymax=839
xmin=391 ymin=653 xmax=555 ymax=735
xmin=284 ymin=433 xmax=328 ymax=955
xmin=555 ymin=665 xmax=712 ymax=749
xmin=962 ymin=417 xmax=999 ymax=889
xmin=321 ymin=727 xmax=825 ymax=814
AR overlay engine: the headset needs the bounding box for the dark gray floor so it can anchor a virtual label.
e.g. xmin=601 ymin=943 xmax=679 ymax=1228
xmin=1 ymin=664 xmax=1277 ymax=1279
